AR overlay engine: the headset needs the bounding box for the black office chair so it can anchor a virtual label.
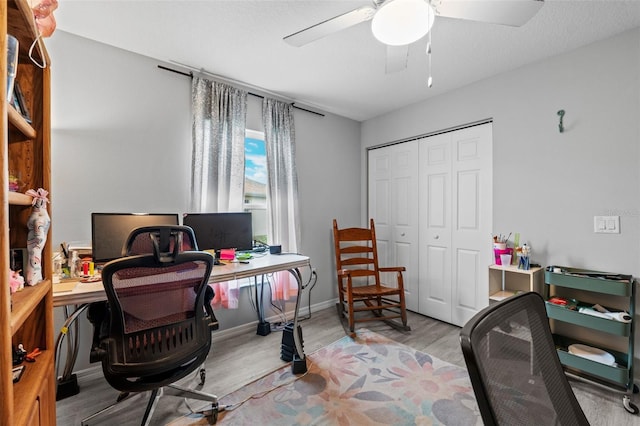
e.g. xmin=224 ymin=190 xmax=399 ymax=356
xmin=123 ymin=225 xmax=219 ymax=330
xmin=82 ymin=228 xmax=221 ymax=425
xmin=88 ymin=226 xmax=218 ymax=363
xmin=460 ymin=292 xmax=590 ymax=426
xmin=123 ymin=225 xmax=198 ymax=257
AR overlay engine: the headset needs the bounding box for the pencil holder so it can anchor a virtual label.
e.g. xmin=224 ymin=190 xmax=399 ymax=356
xmin=494 ymin=248 xmax=512 ymax=265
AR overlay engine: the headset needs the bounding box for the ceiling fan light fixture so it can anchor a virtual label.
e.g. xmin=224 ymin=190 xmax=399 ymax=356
xmin=371 ymin=0 xmax=435 ymax=46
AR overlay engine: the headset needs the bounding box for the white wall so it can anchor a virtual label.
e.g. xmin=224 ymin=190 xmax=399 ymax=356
xmin=362 ymin=28 xmax=640 ymax=366
xmin=47 ymin=31 xmax=361 ymax=371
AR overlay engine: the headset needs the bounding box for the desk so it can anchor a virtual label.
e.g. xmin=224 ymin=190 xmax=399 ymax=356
xmin=53 ymin=254 xmax=311 ymax=396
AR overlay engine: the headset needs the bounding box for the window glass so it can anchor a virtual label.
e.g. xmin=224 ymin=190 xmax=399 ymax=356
xmin=245 ymin=130 xmax=267 ymax=244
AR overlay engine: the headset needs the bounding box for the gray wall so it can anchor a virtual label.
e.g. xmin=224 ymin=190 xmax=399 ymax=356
xmin=48 ymin=31 xmax=361 ymax=371
xmin=48 ymin=27 xmax=640 ymax=374
xmin=362 ymin=28 xmax=640 ymax=365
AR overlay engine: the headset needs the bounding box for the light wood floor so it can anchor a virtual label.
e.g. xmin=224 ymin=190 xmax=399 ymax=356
xmin=56 ymin=306 xmax=640 ymax=425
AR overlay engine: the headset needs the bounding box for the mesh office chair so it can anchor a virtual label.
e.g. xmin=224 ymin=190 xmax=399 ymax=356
xmin=88 ymin=226 xmax=218 ymax=362
xmin=82 ymin=228 xmax=221 ymax=425
xmin=123 ymin=225 xmax=219 ymax=331
xmin=123 ymin=225 xmax=197 ymax=257
xmin=460 ymin=292 xmax=590 ymax=426
xmin=332 ymin=218 xmax=409 ymax=337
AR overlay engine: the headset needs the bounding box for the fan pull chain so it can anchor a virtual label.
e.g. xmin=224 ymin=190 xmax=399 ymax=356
xmin=426 ymin=30 xmax=433 ymax=88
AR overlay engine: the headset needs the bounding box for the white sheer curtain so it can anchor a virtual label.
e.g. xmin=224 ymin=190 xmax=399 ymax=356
xmin=191 ymin=77 xmax=247 ymax=213
xmin=263 ymin=98 xmax=300 ymax=300
xmin=191 ymin=77 xmax=247 ymax=308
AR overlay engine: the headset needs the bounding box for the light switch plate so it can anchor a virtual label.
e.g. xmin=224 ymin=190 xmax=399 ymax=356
xmin=594 ymin=216 xmax=620 ymax=233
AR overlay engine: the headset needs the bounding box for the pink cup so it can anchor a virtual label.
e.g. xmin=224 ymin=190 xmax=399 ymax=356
xmin=494 ymin=248 xmax=512 ymax=265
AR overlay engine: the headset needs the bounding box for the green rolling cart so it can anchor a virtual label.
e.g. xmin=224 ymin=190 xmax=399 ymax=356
xmin=545 ymin=266 xmax=638 ymax=415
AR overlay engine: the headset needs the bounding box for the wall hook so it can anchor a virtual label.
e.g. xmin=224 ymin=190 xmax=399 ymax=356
xmin=557 ymin=109 xmax=565 ymax=133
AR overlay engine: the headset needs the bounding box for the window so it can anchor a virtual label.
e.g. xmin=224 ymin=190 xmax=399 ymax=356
xmin=244 ymin=130 xmax=267 ymax=244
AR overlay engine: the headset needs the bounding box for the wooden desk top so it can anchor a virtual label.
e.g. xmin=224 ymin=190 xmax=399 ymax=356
xmin=53 ymin=253 xmax=310 ymax=307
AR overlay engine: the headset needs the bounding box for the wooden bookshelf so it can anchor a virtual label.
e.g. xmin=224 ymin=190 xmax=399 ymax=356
xmin=1 ymin=1 xmax=56 ymax=424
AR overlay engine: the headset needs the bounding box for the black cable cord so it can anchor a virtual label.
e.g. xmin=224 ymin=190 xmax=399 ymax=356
xmin=253 ymin=239 xmax=268 ymax=247
xmin=244 ymin=262 xmax=318 ymax=327
xmin=267 ymin=281 xmax=281 ymax=315
xmin=265 ymin=274 xmax=287 ymax=325
xmin=297 ymin=268 xmax=317 ymax=322
xmin=246 ymin=278 xmax=257 ymax=315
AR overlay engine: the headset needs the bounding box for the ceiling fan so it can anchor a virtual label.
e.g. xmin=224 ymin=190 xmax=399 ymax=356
xmin=284 ymin=0 xmax=544 ymax=79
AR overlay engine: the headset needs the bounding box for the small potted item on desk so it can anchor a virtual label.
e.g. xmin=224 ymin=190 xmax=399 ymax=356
xmin=493 ymin=234 xmax=512 ymax=265
xmin=517 ymin=243 xmax=531 ymax=270
xmin=79 ymin=260 xmax=101 ymax=282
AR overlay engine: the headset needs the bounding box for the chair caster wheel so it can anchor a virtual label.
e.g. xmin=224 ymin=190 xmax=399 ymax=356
xmin=204 ymin=402 xmax=219 ymax=424
xmin=624 ymin=395 xmax=639 ymax=415
xmin=207 ymin=411 xmax=218 ymax=424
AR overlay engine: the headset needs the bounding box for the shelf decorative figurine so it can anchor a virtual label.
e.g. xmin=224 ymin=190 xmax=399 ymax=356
xmin=25 ymin=188 xmax=50 ymax=285
xmin=518 ymin=243 xmax=531 ymax=270
xmin=29 ymin=0 xmax=59 ymax=38
xmin=9 ymin=268 xmax=24 ymax=293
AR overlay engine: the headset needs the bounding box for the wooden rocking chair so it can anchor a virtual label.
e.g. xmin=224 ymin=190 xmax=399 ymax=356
xmin=332 ymin=218 xmax=410 ymax=337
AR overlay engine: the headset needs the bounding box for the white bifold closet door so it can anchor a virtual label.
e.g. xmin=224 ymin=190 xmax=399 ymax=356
xmin=419 ymin=124 xmax=493 ymax=326
xmin=367 ymin=141 xmax=420 ymax=312
xmin=368 ymin=123 xmax=492 ymax=326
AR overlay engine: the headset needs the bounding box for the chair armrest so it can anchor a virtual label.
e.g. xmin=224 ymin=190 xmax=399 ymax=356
xmin=204 ymin=285 xmax=219 ymax=330
xmin=379 ymin=266 xmax=406 ymax=273
xmin=338 ymin=269 xmax=378 ymax=277
xmin=205 ymin=304 xmax=219 ymax=330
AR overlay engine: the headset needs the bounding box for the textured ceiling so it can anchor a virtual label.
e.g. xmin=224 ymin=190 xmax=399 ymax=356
xmin=55 ymin=0 xmax=640 ymax=121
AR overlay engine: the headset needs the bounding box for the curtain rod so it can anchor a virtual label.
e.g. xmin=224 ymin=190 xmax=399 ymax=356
xmin=157 ymin=64 xmax=325 ymax=117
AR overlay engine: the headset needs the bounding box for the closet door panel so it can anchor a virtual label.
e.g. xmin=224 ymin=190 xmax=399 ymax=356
xmin=452 ymin=248 xmax=482 ymax=325
xmin=369 ymin=150 xmax=392 ymax=288
xmin=423 ymin=244 xmax=450 ymax=321
xmin=368 ymin=142 xmax=419 ymax=311
xmin=457 ymin=171 xmax=479 ymax=229
xmin=451 ymin=125 xmax=492 ymax=325
xmin=370 ymin=153 xmax=391 ymax=225
xmin=390 ymin=142 xmax=418 ymax=311
xmin=419 ymin=134 xmax=452 ymax=320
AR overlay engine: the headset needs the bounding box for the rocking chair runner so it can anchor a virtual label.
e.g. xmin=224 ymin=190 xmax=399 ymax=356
xmin=332 ymin=218 xmax=410 ymax=336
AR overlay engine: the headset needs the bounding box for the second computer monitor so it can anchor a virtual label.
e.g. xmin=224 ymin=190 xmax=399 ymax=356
xmin=91 ymin=212 xmax=180 ymax=263
xmin=183 ymin=212 xmax=253 ymax=251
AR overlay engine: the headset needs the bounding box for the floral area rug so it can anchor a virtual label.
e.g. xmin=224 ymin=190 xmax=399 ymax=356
xmin=171 ymin=328 xmax=480 ymax=425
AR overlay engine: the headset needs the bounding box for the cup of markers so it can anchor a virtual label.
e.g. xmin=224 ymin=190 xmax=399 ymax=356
xmin=493 ymin=233 xmax=512 ymax=265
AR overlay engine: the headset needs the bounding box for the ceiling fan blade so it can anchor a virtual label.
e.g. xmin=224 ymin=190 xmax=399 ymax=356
xmin=284 ymin=5 xmax=377 ymax=47
xmin=386 ymin=44 xmax=409 ymax=74
xmin=434 ymin=0 xmax=544 ymax=27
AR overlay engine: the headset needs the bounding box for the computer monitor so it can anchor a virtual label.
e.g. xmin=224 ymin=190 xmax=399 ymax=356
xmin=91 ymin=213 xmax=180 ymax=263
xmin=183 ymin=212 xmax=253 ymax=252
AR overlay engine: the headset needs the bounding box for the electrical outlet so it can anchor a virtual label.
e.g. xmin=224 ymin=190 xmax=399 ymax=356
xmin=594 ymin=216 xmax=620 ymax=234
